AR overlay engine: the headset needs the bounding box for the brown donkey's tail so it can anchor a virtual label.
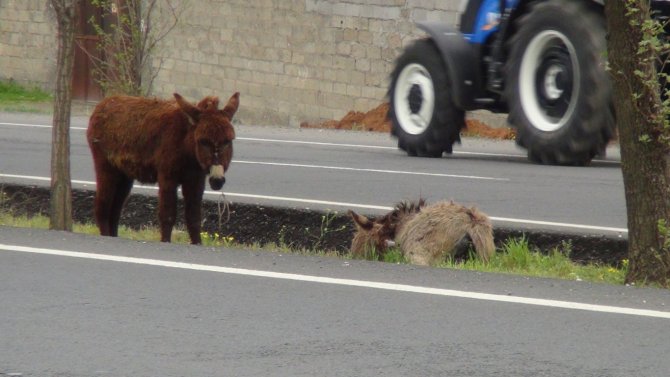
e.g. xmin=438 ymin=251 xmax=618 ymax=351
xmin=465 ymin=207 xmax=495 ymax=262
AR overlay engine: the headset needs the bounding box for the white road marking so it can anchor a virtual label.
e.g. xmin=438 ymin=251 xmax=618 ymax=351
xmin=0 ymin=243 xmax=665 ymax=319
xmin=0 ymin=173 xmax=629 ymax=233
xmin=238 ymin=137 xmax=532 ymax=159
xmin=0 ymin=122 xmax=508 ymax=180
xmin=0 ymin=121 xmax=623 ymax=164
xmin=489 ymin=216 xmax=627 ymax=234
xmin=0 ymin=122 xmax=82 ymax=130
xmin=235 ymin=160 xmax=508 ymax=181
xmin=0 ymin=121 xmax=624 ymax=232
xmin=237 ymin=136 xmax=397 ymax=151
xmin=0 ymin=121 xmax=526 ymax=158
xmin=208 ymin=190 xmax=394 ymax=211
xmin=0 ymin=122 xmax=53 ymax=128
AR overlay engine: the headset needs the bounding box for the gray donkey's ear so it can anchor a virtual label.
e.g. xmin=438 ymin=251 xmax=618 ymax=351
xmin=348 ymin=210 xmax=373 ymax=230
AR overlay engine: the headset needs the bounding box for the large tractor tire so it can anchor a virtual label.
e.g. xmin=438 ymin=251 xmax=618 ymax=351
xmin=388 ymin=38 xmax=465 ymax=158
xmin=505 ymin=0 xmax=615 ymax=165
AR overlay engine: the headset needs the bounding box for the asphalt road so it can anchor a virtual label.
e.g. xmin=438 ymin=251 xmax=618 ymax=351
xmin=0 ymin=112 xmax=665 ymax=376
xmin=0 ymin=111 xmax=627 ymax=237
xmin=1 ymin=225 xmax=669 ymax=377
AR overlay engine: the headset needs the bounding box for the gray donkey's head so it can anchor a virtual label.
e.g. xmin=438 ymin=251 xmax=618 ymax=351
xmin=348 ymin=199 xmax=426 ymax=260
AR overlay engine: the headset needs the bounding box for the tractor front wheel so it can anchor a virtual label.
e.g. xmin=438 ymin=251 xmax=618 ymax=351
xmin=388 ymin=38 xmax=465 ymax=158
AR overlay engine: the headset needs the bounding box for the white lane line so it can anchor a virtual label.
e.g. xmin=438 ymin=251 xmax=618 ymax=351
xmin=491 ymin=216 xmax=627 ymax=234
xmin=0 ymin=121 xmax=507 ymax=181
xmin=0 ymin=122 xmax=622 ymax=164
xmin=0 ymin=243 xmax=665 ymax=319
xmin=209 ymin=191 xmax=394 ymax=211
xmin=0 ymin=173 xmax=93 ymax=186
xmin=0 ymin=122 xmax=88 ymax=131
xmin=237 ymin=136 xmax=397 ymax=151
xmin=235 ymin=160 xmax=508 ymax=181
xmin=0 ymin=121 xmax=525 ymax=158
xmin=0 ymin=173 xmax=629 ymax=233
xmin=200 ymin=190 xmax=628 ymax=233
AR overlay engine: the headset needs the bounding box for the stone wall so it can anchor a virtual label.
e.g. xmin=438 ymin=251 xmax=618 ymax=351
xmin=0 ymin=0 xmax=57 ymax=90
xmin=0 ymin=0 xmax=464 ymax=126
xmin=153 ymin=0 xmax=463 ymax=126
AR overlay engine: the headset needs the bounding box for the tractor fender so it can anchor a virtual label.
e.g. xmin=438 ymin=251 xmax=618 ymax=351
xmin=416 ymin=21 xmax=478 ymax=110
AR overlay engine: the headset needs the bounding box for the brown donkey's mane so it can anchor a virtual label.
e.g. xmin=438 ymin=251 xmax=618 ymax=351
xmin=378 ymin=198 xmax=426 ymax=237
xmin=348 ymin=198 xmax=426 ymax=260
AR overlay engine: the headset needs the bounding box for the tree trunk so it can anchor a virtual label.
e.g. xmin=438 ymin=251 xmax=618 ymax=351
xmin=49 ymin=0 xmax=80 ymax=231
xmin=605 ymin=1 xmax=670 ymax=286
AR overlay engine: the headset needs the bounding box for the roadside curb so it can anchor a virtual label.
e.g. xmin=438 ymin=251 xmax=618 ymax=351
xmin=0 ymin=183 xmax=628 ymax=267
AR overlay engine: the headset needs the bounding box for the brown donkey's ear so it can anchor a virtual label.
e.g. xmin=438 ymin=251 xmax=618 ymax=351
xmin=348 ymin=210 xmax=373 ymax=230
xmin=221 ymin=92 xmax=240 ymax=119
xmin=174 ymin=93 xmax=201 ymax=125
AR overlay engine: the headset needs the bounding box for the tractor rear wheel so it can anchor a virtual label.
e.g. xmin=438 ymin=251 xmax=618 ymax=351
xmin=505 ymin=0 xmax=614 ymax=165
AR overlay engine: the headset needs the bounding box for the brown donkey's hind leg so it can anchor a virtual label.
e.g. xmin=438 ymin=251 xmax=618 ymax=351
xmin=92 ymin=159 xmax=128 ymax=237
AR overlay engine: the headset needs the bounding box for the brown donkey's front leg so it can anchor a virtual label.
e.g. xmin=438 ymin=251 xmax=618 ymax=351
xmin=158 ymin=183 xmax=179 ymax=242
xmin=182 ymin=178 xmax=205 ymax=245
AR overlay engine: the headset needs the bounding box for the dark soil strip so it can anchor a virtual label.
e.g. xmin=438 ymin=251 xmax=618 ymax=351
xmin=0 ymin=183 xmax=628 ymax=267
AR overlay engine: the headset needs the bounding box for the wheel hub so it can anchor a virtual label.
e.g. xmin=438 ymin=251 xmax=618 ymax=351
xmin=535 ymin=45 xmax=573 ymax=119
xmin=408 ymin=84 xmax=423 ymax=114
xmin=518 ymin=30 xmax=580 ymax=132
xmin=393 ymin=63 xmax=435 ymax=135
xmin=542 ymin=65 xmax=564 ymax=100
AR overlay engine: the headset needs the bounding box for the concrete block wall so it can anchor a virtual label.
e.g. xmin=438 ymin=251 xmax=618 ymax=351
xmin=0 ymin=0 xmax=465 ymax=126
xmin=152 ymin=0 xmax=464 ymax=126
xmin=0 ymin=0 xmax=57 ymax=89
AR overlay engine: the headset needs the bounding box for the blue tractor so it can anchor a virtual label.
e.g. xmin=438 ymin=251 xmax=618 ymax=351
xmin=388 ymin=0 xmax=668 ymax=165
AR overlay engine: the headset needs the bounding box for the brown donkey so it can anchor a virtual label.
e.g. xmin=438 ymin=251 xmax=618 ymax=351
xmin=349 ymin=200 xmax=495 ymax=265
xmin=87 ymin=92 xmax=239 ymax=244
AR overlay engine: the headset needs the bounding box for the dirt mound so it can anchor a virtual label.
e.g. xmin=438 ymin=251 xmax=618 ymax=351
xmin=300 ymin=102 xmax=516 ymax=140
xmin=301 ymin=102 xmax=392 ymax=132
xmin=464 ymin=118 xmax=516 ymax=140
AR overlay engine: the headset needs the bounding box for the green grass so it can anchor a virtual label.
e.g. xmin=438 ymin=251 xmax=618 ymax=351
xmin=376 ymin=237 xmax=626 ymax=285
xmin=438 ymin=237 xmax=627 ymax=285
xmin=0 ymin=80 xmax=53 ymax=113
xmin=0 ymin=212 xmax=627 ymax=285
xmin=0 ymin=80 xmax=51 ymax=102
xmin=0 ymin=212 xmax=163 ymax=242
xmin=0 ymin=212 xmax=51 ymax=229
xmin=0 ymin=80 xmax=100 ymax=115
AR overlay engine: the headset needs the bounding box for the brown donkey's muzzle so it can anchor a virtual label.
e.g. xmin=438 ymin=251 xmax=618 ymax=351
xmin=208 ymin=164 xmax=226 ymax=190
